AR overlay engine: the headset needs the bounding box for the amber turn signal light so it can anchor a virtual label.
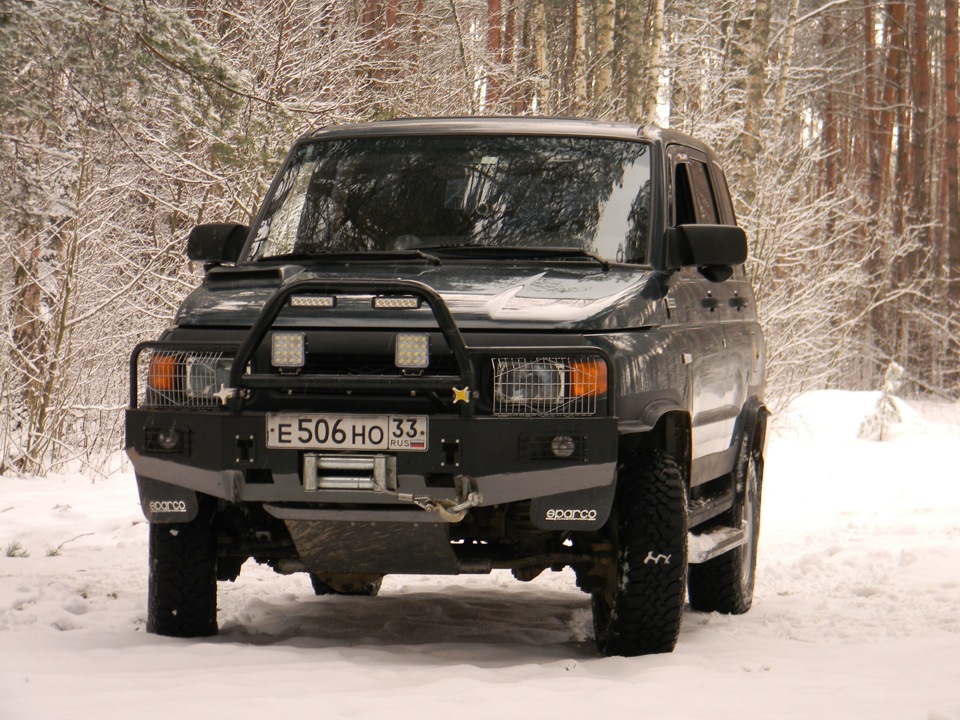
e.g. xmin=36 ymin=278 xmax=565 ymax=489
xmin=569 ymin=359 xmax=608 ymax=398
xmin=148 ymin=353 xmax=179 ymax=392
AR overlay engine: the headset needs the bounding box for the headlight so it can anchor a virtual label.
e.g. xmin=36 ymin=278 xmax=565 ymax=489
xmin=492 ymin=357 xmax=607 ymax=416
xmin=186 ymin=356 xmax=233 ymax=398
xmin=494 ymin=360 xmax=566 ymax=406
xmin=143 ymin=350 xmax=232 ymax=407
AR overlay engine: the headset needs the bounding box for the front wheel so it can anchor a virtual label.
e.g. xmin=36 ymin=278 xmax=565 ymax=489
xmin=592 ymin=449 xmax=688 ymax=657
xmin=147 ymin=517 xmax=218 ymax=637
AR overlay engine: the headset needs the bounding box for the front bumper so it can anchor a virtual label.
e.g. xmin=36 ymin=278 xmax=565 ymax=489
xmin=127 ymin=407 xmax=618 ymax=519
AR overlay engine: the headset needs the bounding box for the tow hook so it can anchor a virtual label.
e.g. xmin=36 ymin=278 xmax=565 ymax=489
xmin=398 ymin=490 xmax=483 ymax=522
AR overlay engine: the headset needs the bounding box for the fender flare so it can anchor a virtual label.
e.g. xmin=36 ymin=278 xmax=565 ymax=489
xmin=735 ymin=396 xmax=770 ymax=480
xmin=615 ymin=394 xmax=768 ymax=490
xmin=617 ymin=392 xmax=693 ymax=487
xmin=748 ymin=397 xmax=770 ymax=452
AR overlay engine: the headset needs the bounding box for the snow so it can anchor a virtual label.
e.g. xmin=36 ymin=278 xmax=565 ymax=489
xmin=1 ymin=390 xmax=959 ymax=720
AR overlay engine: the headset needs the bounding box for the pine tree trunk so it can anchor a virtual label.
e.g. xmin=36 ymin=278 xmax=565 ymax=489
xmin=593 ymin=0 xmax=615 ymax=113
xmin=911 ymin=0 xmax=930 ymax=222
xmin=876 ymin=1 xmax=906 ymax=212
xmin=487 ymin=0 xmax=503 ymax=108
xmin=622 ymin=0 xmax=648 ymax=122
xmin=740 ymin=0 xmax=772 ymax=207
xmin=946 ymin=0 xmax=960 ymax=311
xmin=644 ymin=0 xmax=664 ymax=122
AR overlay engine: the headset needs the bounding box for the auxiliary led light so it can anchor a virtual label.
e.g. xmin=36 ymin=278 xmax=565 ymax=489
xmin=290 ymin=295 xmax=335 ymax=308
xmin=374 ymin=296 xmax=421 ymax=309
xmin=271 ymin=332 xmax=305 ymax=368
xmin=395 ymin=333 xmax=430 ymax=369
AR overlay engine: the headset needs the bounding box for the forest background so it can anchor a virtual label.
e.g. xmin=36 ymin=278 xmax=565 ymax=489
xmin=1 ymin=0 xmax=959 ymax=475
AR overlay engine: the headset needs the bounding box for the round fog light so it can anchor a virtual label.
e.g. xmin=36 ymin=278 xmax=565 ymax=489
xmin=156 ymin=430 xmax=181 ymax=451
xmin=551 ymin=435 xmax=576 ymax=458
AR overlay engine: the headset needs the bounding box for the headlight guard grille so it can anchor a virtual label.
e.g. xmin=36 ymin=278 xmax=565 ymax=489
xmin=491 ymin=356 xmax=607 ymax=417
xmin=136 ymin=348 xmax=233 ymax=409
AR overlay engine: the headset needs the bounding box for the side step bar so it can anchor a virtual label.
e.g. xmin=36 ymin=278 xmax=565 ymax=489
xmin=687 ymin=526 xmax=746 ymax=564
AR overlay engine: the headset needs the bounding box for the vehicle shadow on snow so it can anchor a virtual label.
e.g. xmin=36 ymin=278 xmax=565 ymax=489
xmin=216 ymin=580 xmax=602 ymax=662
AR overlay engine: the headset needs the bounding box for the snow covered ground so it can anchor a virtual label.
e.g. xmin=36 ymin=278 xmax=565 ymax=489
xmin=1 ymin=391 xmax=959 ymax=720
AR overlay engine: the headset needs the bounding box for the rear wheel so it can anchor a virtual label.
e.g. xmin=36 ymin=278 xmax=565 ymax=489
xmin=688 ymin=450 xmax=762 ymax=614
xmin=147 ymin=517 xmax=218 ymax=637
xmin=309 ymin=574 xmax=383 ymax=597
xmin=592 ymin=449 xmax=688 ymax=657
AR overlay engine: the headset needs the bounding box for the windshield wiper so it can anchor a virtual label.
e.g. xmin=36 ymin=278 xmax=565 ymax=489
xmin=258 ymin=249 xmax=441 ymax=265
xmin=420 ymin=244 xmax=611 ymax=271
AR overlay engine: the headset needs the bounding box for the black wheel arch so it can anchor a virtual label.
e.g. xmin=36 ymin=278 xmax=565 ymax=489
xmin=615 ymin=393 xmax=767 ymax=495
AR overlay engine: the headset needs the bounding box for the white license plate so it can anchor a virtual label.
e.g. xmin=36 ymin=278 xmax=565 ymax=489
xmin=266 ymin=414 xmax=428 ymax=452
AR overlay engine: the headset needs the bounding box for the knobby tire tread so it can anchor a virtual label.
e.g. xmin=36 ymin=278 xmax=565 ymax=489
xmin=593 ymin=450 xmax=687 ymax=657
xmin=147 ymin=518 xmax=218 ymax=638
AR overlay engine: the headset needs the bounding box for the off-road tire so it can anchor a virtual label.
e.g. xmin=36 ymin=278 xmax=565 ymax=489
xmin=688 ymin=450 xmax=762 ymax=614
xmin=592 ymin=449 xmax=688 ymax=657
xmin=147 ymin=518 xmax=218 ymax=637
xmin=310 ymin=574 xmax=383 ymax=596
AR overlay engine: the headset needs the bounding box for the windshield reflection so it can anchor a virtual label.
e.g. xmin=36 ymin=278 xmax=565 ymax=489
xmin=249 ymin=135 xmax=652 ymax=264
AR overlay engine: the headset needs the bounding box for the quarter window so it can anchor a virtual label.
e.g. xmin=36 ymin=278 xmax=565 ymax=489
xmin=687 ymin=162 xmax=719 ymax=224
xmin=672 ymin=156 xmax=720 ymax=226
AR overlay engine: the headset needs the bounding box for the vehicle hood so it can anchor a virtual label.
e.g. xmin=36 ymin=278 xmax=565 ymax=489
xmin=174 ymin=262 xmax=668 ymax=332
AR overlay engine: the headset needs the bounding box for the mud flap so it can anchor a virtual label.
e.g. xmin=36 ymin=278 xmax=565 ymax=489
xmin=529 ymin=482 xmax=615 ymax=531
xmin=137 ymin=476 xmax=200 ymax=523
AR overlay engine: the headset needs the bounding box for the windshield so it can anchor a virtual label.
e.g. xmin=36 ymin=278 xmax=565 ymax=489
xmin=248 ymin=135 xmax=652 ymax=264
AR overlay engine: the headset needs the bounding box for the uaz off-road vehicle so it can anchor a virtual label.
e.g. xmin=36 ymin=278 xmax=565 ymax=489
xmin=127 ymin=117 xmax=767 ymax=657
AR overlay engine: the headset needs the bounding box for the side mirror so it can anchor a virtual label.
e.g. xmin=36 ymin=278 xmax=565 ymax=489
xmin=186 ymin=223 xmax=249 ymax=265
xmin=664 ymin=224 xmax=748 ymax=277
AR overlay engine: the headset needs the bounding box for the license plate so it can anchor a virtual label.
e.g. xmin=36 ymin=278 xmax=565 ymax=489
xmin=266 ymin=414 xmax=428 ymax=452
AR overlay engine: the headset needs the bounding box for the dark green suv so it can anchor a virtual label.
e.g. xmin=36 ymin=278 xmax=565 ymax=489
xmin=127 ymin=117 xmax=767 ymax=657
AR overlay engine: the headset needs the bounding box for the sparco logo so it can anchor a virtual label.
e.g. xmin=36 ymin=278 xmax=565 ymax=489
xmin=545 ymin=508 xmax=598 ymax=522
xmin=149 ymin=500 xmax=188 ymax=514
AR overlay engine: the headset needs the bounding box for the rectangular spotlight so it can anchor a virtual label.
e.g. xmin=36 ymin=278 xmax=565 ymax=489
xmin=395 ymin=333 xmax=430 ymax=369
xmin=373 ymin=296 xmax=421 ymax=309
xmin=271 ymin=332 xmax=305 ymax=368
xmin=290 ymin=295 xmax=335 ymax=308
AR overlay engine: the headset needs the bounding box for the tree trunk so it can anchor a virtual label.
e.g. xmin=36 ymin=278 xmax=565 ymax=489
xmin=875 ymin=1 xmax=906 ymax=212
xmin=593 ymin=0 xmax=615 ymax=113
xmin=622 ymin=0 xmax=648 ymax=122
xmin=566 ymin=1 xmax=587 ymax=114
xmin=487 ymin=0 xmax=503 ymax=108
xmin=911 ymin=0 xmax=930 ymax=222
xmin=524 ymin=0 xmax=547 ymax=113
xmin=772 ymin=0 xmax=801 ymax=135
xmin=946 ymin=0 xmax=960 ymax=312
xmin=740 ymin=0 xmax=772 ymax=207
xmin=643 ymin=0 xmax=664 ymax=122
xmin=864 ymin=1 xmax=881 ymax=186
xmin=822 ymin=14 xmax=838 ymax=198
